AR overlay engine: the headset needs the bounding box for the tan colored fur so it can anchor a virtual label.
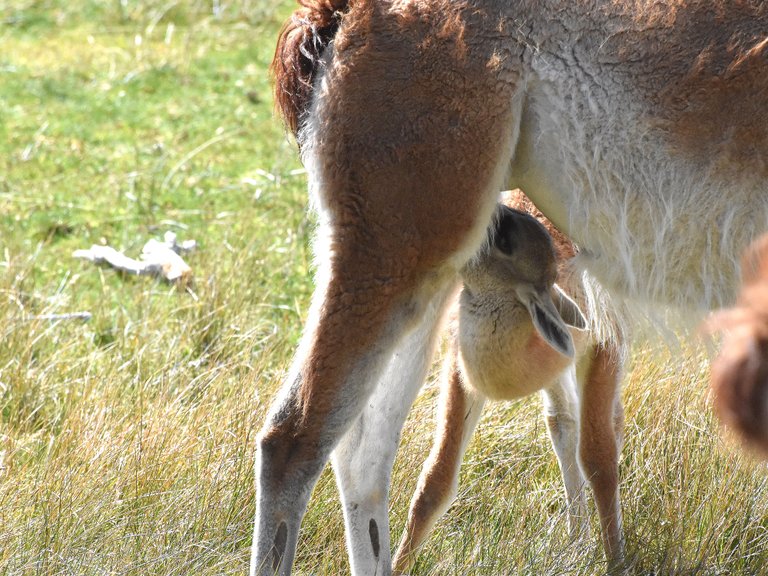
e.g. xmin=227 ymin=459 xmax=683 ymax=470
xmin=579 ymin=344 xmax=625 ymax=560
xmin=460 ymin=311 xmax=587 ymax=400
xmin=457 ymin=196 xmax=588 ymax=399
xmin=392 ymin=337 xmax=471 ymax=571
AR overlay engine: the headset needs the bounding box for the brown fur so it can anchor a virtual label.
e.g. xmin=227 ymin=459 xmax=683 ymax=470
xmin=579 ymin=344 xmax=624 ymax=561
xmin=271 ymin=0 xmax=350 ymax=136
xmin=580 ymin=1 xmax=768 ymax=177
xmin=258 ymin=4 xmax=521 ymax=571
xmin=393 ymin=338 xmax=469 ymax=573
xmin=647 ymin=2 xmax=768 ymax=176
xmin=710 ymin=234 xmax=768 ymax=453
xmin=256 ymin=1 xmax=768 ymax=573
xmin=281 ymin=0 xmax=522 ymax=432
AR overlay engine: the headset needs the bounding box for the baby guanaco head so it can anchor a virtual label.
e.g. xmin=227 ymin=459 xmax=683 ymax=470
xmin=463 ymin=205 xmax=558 ymax=293
xmin=461 ymin=204 xmax=582 ymax=358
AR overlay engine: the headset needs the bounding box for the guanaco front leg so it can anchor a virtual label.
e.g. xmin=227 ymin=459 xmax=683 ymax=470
xmin=393 ymin=343 xmax=487 ymax=575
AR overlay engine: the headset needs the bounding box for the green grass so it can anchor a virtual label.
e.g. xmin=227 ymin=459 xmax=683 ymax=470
xmin=1 ymin=2 xmax=768 ymax=575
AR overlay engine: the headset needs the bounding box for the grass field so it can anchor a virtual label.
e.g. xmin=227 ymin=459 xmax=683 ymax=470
xmin=2 ymin=2 xmax=768 ymax=575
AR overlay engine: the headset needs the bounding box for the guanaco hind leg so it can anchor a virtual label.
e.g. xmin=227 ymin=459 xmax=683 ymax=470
xmin=393 ymin=343 xmax=487 ymax=575
xmin=253 ymin=2 xmax=522 ymax=573
xmin=332 ymin=284 xmax=455 ymax=576
xmin=250 ymin=105 xmax=518 ymax=573
xmin=541 ymin=367 xmax=589 ymax=539
xmin=251 ymin=252 xmax=470 ymax=576
xmin=578 ymin=344 xmax=626 ymax=570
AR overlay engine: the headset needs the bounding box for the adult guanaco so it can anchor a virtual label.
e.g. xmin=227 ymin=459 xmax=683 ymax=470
xmin=255 ymin=1 xmax=768 ymax=574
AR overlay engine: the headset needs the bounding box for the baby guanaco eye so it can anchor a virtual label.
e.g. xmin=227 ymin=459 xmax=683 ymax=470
xmin=493 ymin=212 xmax=517 ymax=255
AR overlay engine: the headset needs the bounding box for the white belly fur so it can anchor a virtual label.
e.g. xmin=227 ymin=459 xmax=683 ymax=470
xmin=510 ymin=77 xmax=768 ymax=314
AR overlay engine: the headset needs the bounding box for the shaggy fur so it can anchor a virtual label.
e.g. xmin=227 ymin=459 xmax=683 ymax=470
xmin=257 ymin=1 xmax=768 ymax=574
xmin=271 ymin=0 xmax=350 ymax=136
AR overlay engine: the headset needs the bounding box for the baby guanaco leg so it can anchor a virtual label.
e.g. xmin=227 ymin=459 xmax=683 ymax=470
xmin=393 ymin=344 xmax=487 ymax=575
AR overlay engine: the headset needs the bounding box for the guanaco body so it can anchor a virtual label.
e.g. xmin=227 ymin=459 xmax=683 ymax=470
xmin=254 ymin=1 xmax=768 ymax=574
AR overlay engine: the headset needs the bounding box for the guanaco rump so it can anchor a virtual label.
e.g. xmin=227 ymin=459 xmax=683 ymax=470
xmin=255 ymin=0 xmax=768 ymax=574
xmin=392 ymin=191 xmax=625 ymax=574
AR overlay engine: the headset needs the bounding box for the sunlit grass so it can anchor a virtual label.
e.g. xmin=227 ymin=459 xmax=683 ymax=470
xmin=2 ymin=2 xmax=768 ymax=575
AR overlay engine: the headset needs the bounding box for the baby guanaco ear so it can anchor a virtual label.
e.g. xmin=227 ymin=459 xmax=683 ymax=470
xmin=552 ymin=284 xmax=587 ymax=330
xmin=518 ymin=286 xmax=576 ymax=358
